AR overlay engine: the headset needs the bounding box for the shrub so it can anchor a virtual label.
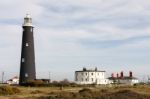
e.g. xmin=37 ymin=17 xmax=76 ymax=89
xmin=0 ymin=86 xmax=20 ymax=95
xmin=23 ymin=80 xmax=45 ymax=87
xmin=100 ymin=89 xmax=108 ymax=93
xmin=79 ymin=88 xmax=93 ymax=98
xmin=31 ymin=90 xmax=43 ymax=94
xmin=12 ymin=87 xmax=21 ymax=93
xmin=0 ymin=86 xmax=14 ymax=95
xmin=79 ymin=88 xmax=92 ymax=93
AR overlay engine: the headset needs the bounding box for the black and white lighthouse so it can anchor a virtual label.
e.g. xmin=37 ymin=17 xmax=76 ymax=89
xmin=19 ymin=14 xmax=36 ymax=85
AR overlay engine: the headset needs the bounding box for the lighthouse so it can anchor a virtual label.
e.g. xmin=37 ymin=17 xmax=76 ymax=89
xmin=19 ymin=14 xmax=36 ymax=85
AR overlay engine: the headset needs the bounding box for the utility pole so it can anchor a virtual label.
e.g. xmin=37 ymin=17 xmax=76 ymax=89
xmin=148 ymin=76 xmax=150 ymax=84
xmin=49 ymin=72 xmax=51 ymax=83
xmin=142 ymin=76 xmax=145 ymax=83
xmin=2 ymin=72 xmax=4 ymax=84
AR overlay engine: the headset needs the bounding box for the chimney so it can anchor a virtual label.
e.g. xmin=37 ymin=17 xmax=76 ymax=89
xmin=111 ymin=73 xmax=114 ymax=78
xmin=95 ymin=67 xmax=98 ymax=71
xmin=83 ymin=67 xmax=86 ymax=71
xmin=129 ymin=71 xmax=132 ymax=77
xmin=117 ymin=73 xmax=119 ymax=78
xmin=120 ymin=71 xmax=124 ymax=78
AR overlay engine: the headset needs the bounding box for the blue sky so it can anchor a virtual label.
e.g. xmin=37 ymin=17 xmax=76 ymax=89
xmin=0 ymin=0 xmax=150 ymax=81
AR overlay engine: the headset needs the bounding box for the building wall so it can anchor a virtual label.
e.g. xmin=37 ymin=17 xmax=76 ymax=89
xmin=119 ymin=79 xmax=139 ymax=85
xmin=109 ymin=79 xmax=139 ymax=85
xmin=75 ymin=71 xmax=108 ymax=84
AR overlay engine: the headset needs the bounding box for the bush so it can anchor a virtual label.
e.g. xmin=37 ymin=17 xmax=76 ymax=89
xmin=23 ymin=80 xmax=45 ymax=87
xmin=0 ymin=86 xmax=20 ymax=95
xmin=79 ymin=88 xmax=92 ymax=93
xmin=100 ymin=89 xmax=108 ymax=93
xmin=12 ymin=87 xmax=21 ymax=93
xmin=79 ymin=88 xmax=93 ymax=98
xmin=31 ymin=90 xmax=43 ymax=94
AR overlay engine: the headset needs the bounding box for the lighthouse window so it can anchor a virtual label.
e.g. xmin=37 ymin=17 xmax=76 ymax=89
xmin=26 ymin=43 xmax=29 ymax=47
xmin=25 ymin=73 xmax=28 ymax=77
xmin=22 ymin=58 xmax=25 ymax=62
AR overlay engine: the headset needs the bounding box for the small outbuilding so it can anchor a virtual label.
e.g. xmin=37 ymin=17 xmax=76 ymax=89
xmin=108 ymin=71 xmax=139 ymax=85
xmin=7 ymin=76 xmax=19 ymax=85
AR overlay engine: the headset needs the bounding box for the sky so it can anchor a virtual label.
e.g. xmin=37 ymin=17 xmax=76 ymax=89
xmin=0 ymin=0 xmax=150 ymax=81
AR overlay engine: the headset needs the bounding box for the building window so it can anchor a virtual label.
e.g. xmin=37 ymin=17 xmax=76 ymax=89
xmin=86 ymin=73 xmax=87 ymax=75
xmin=82 ymin=73 xmax=83 ymax=75
xmin=22 ymin=58 xmax=25 ymax=62
xmin=91 ymin=78 xmax=93 ymax=81
xmin=82 ymin=78 xmax=83 ymax=81
xmin=86 ymin=78 xmax=88 ymax=81
xmin=26 ymin=43 xmax=29 ymax=47
xmin=91 ymin=73 xmax=93 ymax=75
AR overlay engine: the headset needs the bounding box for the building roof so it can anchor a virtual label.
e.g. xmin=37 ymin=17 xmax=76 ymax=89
xmin=75 ymin=67 xmax=105 ymax=72
xmin=7 ymin=76 xmax=19 ymax=81
xmin=7 ymin=76 xmax=19 ymax=82
xmin=13 ymin=76 xmax=19 ymax=79
xmin=76 ymin=70 xmax=105 ymax=72
xmin=108 ymin=76 xmax=138 ymax=80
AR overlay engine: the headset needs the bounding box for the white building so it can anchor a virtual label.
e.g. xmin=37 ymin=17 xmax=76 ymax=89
xmin=7 ymin=76 xmax=19 ymax=85
xmin=108 ymin=71 xmax=139 ymax=85
xmin=119 ymin=77 xmax=139 ymax=85
xmin=75 ymin=68 xmax=109 ymax=85
xmin=108 ymin=77 xmax=139 ymax=85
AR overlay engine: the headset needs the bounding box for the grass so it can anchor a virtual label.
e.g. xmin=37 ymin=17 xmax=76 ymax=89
xmin=0 ymin=85 xmax=150 ymax=99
